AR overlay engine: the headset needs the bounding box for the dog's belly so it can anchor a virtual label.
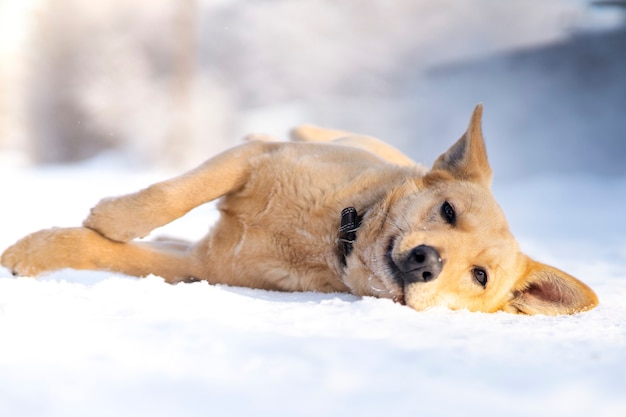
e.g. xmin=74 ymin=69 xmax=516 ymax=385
xmin=196 ymin=211 xmax=350 ymax=292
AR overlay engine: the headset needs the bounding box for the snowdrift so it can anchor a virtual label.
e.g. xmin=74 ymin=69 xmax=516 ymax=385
xmin=1 ymin=165 xmax=625 ymax=417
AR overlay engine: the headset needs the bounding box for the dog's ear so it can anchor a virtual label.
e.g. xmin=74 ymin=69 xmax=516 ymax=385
xmin=432 ymin=104 xmax=492 ymax=187
xmin=506 ymin=258 xmax=599 ymax=315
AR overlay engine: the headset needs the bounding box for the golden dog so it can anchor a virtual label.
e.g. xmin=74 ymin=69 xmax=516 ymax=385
xmin=1 ymin=105 xmax=598 ymax=315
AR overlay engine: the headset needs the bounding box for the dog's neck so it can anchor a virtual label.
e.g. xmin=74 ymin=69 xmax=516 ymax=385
xmin=339 ymin=207 xmax=362 ymax=265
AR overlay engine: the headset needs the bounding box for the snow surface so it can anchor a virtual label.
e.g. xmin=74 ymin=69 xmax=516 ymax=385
xmin=1 ymin=162 xmax=626 ymax=417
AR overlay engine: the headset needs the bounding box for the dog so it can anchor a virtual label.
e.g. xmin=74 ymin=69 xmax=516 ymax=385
xmin=1 ymin=105 xmax=598 ymax=315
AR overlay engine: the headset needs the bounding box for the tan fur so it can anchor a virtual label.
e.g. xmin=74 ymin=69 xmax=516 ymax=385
xmin=1 ymin=105 xmax=598 ymax=315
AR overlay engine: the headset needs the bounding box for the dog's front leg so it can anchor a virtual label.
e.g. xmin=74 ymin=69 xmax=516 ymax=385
xmin=84 ymin=141 xmax=276 ymax=242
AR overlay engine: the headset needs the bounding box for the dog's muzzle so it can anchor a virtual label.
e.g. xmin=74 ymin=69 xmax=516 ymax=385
xmin=387 ymin=244 xmax=443 ymax=286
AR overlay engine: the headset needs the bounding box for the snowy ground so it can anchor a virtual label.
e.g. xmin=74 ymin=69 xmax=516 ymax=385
xmin=1 ymin=161 xmax=626 ymax=417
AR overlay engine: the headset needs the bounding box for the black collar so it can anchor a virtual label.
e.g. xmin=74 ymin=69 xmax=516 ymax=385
xmin=339 ymin=207 xmax=362 ymax=265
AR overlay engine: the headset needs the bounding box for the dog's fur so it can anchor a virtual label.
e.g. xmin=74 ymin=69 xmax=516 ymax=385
xmin=1 ymin=105 xmax=598 ymax=315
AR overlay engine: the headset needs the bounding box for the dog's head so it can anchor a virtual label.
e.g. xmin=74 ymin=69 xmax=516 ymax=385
xmin=353 ymin=105 xmax=598 ymax=315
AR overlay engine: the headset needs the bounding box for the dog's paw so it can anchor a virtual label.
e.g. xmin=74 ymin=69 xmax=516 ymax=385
xmin=83 ymin=195 xmax=156 ymax=242
xmin=0 ymin=228 xmax=86 ymax=277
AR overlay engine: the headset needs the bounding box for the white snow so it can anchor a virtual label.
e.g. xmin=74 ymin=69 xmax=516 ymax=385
xmin=1 ymin=162 xmax=625 ymax=417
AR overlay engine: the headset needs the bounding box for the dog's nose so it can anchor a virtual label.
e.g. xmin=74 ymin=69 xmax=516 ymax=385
xmin=398 ymin=245 xmax=442 ymax=284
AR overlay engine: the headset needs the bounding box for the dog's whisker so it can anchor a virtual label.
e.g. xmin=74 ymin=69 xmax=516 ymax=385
xmin=365 ymin=250 xmax=396 ymax=297
xmin=368 ymin=275 xmax=389 ymax=293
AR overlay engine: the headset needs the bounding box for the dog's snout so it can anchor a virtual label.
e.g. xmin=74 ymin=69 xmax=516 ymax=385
xmin=399 ymin=245 xmax=442 ymax=284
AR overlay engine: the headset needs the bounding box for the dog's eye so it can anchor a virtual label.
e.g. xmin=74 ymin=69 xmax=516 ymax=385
xmin=472 ymin=267 xmax=488 ymax=287
xmin=440 ymin=201 xmax=456 ymax=225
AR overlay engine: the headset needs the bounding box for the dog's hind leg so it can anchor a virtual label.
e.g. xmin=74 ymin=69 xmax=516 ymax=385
xmin=83 ymin=140 xmax=277 ymax=243
xmin=291 ymin=125 xmax=415 ymax=167
xmin=331 ymin=136 xmax=415 ymax=166
xmin=291 ymin=125 xmax=414 ymax=166
xmin=1 ymin=227 xmax=203 ymax=282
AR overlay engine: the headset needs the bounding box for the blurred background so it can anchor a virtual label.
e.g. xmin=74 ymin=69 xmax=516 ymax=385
xmin=1 ymin=0 xmax=625 ymax=179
